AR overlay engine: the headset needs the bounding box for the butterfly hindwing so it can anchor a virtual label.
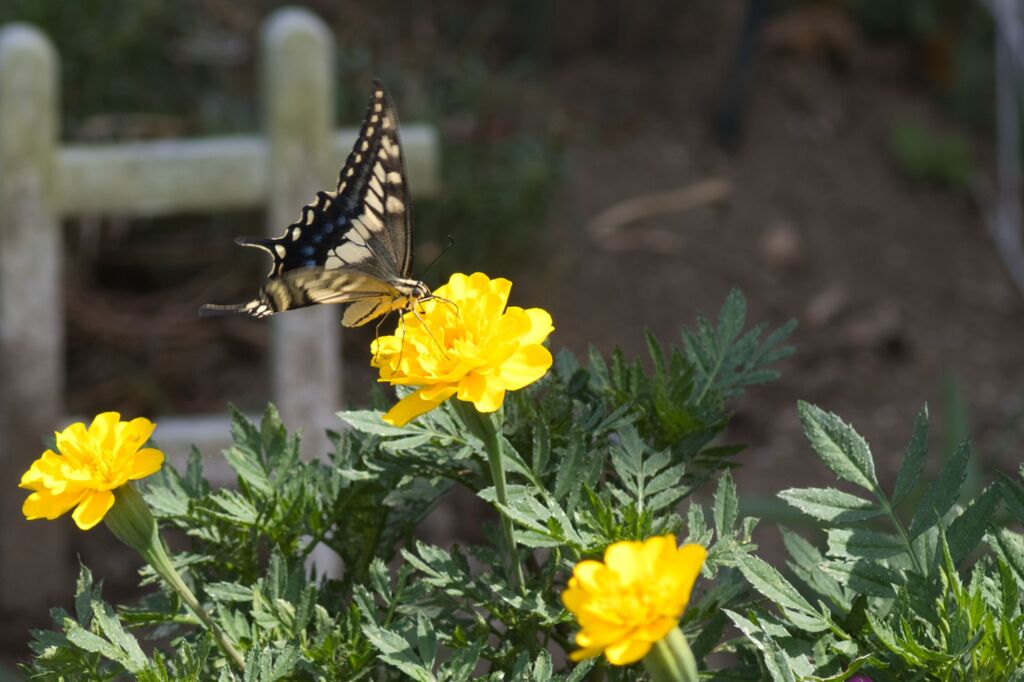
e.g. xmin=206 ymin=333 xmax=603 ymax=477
xmin=201 ymin=80 xmax=418 ymax=323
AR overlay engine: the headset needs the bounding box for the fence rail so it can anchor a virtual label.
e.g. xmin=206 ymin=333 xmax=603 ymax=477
xmin=59 ymin=130 xmax=438 ymax=217
xmin=0 ymin=7 xmax=439 ymax=614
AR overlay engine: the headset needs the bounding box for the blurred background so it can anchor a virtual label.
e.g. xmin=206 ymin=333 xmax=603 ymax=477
xmin=2 ymin=0 xmax=1024 ymax=673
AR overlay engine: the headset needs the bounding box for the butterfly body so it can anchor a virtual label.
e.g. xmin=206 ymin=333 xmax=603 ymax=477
xmin=202 ymin=80 xmax=432 ymax=327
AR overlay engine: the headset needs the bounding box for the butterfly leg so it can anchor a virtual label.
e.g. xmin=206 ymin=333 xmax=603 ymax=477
xmin=408 ymin=304 xmax=449 ymax=359
xmin=395 ymin=309 xmax=410 ymax=368
xmin=373 ymin=309 xmax=397 ymax=365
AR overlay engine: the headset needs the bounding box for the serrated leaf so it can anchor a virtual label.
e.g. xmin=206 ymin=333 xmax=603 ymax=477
xmin=737 ymin=554 xmax=818 ymax=620
xmin=797 ymin=403 xmax=878 ymax=492
xmin=868 ymin=613 xmax=922 ymax=666
xmin=724 ymin=610 xmax=799 ymax=682
xmin=908 ymin=438 xmax=971 ymax=539
xmin=714 ymin=470 xmax=738 ymax=539
xmin=339 ymin=410 xmax=420 ymax=437
xmin=205 ymin=582 xmax=253 ymax=603
xmin=990 ymin=529 xmax=1024 ymax=585
xmin=822 ymin=560 xmax=903 ymax=599
xmin=892 ymin=405 xmax=929 ymax=505
xmin=223 ymin=446 xmax=272 ymax=495
xmin=208 ymin=489 xmax=258 ymax=525
xmin=778 ymin=487 xmax=883 ymax=523
xmin=946 ymin=483 xmax=1000 ymax=564
xmin=827 ymin=528 xmax=904 ymax=560
xmin=92 ymin=602 xmax=147 ymax=672
xmin=780 ymin=527 xmax=848 ymax=609
xmin=1000 ymin=472 xmax=1024 ymax=525
xmin=362 ymin=623 xmax=435 ymax=682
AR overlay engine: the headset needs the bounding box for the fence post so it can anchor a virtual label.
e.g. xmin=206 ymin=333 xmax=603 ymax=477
xmin=0 ymin=25 xmax=68 ymax=611
xmin=262 ymin=9 xmax=339 ymax=459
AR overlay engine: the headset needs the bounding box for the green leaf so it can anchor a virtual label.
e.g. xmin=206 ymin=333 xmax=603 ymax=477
xmin=892 ymin=405 xmax=929 ymax=505
xmin=990 ymin=529 xmax=1024 ymax=585
xmin=822 ymin=560 xmax=903 ymax=599
xmin=714 ymin=470 xmax=739 ymax=539
xmin=92 ymin=602 xmax=148 ymax=672
xmin=827 ymin=528 xmax=904 ymax=560
xmin=797 ymin=403 xmax=878 ymax=492
xmin=339 ymin=410 xmax=421 ymax=437
xmin=205 ymin=582 xmax=253 ymax=603
xmin=908 ymin=438 xmax=971 ymax=539
xmin=867 ymin=613 xmax=923 ymax=666
xmin=780 ymin=527 xmax=848 ymax=609
xmin=946 ymin=483 xmax=1000 ymax=564
xmin=736 ymin=554 xmax=819 ymax=620
xmin=223 ymin=445 xmax=272 ymax=496
xmin=1000 ymin=472 xmax=1024 ymax=525
xmin=724 ymin=610 xmax=799 ymax=682
xmin=778 ymin=487 xmax=883 ymax=523
xmin=362 ymin=623 xmax=436 ymax=682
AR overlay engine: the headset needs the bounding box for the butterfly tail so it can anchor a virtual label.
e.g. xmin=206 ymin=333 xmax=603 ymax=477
xmin=198 ymin=299 xmax=272 ymax=318
xmin=235 ymin=235 xmax=277 ymax=251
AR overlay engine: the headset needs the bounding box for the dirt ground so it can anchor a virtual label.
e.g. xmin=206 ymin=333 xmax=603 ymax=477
xmin=532 ymin=44 xmax=1024 ymax=500
xmin=7 ymin=1 xmax=1024 ymax=673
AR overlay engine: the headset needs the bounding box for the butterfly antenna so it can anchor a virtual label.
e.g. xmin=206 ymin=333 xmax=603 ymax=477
xmin=426 ymin=293 xmax=460 ymax=318
xmin=418 ymin=234 xmax=455 ymax=280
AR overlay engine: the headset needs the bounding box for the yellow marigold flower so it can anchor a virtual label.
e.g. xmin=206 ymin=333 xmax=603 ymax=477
xmin=371 ymin=272 xmax=554 ymax=426
xmin=19 ymin=412 xmax=165 ymax=531
xmin=562 ymin=535 xmax=707 ymax=666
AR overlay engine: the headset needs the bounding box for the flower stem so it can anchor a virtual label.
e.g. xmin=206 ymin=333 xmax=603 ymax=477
xmin=453 ymin=402 xmax=525 ymax=592
xmin=107 ymin=485 xmax=246 ymax=672
xmin=643 ymin=627 xmax=699 ymax=682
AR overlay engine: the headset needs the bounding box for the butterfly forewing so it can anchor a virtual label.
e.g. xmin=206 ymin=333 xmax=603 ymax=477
xmin=201 ymin=80 xmax=421 ymax=324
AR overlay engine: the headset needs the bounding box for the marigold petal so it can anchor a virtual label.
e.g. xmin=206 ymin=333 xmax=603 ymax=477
xmin=19 ymin=451 xmax=58 ymax=489
xmin=382 ymin=390 xmax=447 ymax=426
xmin=569 ymin=560 xmax=606 ymax=592
xmin=457 ymin=373 xmax=506 ymax=413
xmin=71 ymin=490 xmax=115 ymax=530
xmin=522 ymin=308 xmax=554 ymax=345
xmin=419 ymin=384 xmax=458 ymax=402
xmin=122 ymin=417 xmax=156 ymax=447
xmin=604 ymin=637 xmax=653 ymax=666
xmin=128 ymin=448 xmax=165 ymax=480
xmin=496 ymin=345 xmax=552 ymax=391
xmin=88 ymin=412 xmax=121 ymax=451
xmin=604 ymin=540 xmax=645 ymax=585
xmin=54 ymin=422 xmax=90 ymax=462
xmin=634 ymin=617 xmax=679 ymax=643
xmin=22 ymin=488 xmax=86 ymax=521
xmin=569 ymin=646 xmax=605 ymax=662
xmin=669 ymin=543 xmax=707 ymax=605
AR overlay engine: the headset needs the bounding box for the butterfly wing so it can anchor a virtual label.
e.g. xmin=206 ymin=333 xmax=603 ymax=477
xmin=201 ymin=80 xmax=414 ymax=320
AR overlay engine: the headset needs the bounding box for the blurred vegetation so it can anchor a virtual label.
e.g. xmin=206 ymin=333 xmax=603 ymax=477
xmin=850 ymin=0 xmax=996 ymax=130
xmin=0 ymin=0 xmax=565 ymax=276
xmin=886 ymin=119 xmax=976 ymax=191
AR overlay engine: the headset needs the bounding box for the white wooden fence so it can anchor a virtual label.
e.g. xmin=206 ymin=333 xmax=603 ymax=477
xmin=0 ymin=7 xmax=439 ymax=613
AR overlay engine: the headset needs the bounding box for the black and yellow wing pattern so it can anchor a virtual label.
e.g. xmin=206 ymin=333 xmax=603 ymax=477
xmin=201 ymin=80 xmax=430 ymax=327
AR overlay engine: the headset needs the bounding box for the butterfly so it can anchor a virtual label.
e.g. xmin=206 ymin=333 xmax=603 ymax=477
xmin=201 ymin=80 xmax=433 ymax=328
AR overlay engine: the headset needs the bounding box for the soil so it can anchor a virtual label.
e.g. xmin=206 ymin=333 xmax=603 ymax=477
xmin=532 ymin=44 xmax=1024 ymax=501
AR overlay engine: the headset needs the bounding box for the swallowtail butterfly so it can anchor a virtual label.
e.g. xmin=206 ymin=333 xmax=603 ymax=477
xmin=201 ymin=80 xmax=432 ymax=327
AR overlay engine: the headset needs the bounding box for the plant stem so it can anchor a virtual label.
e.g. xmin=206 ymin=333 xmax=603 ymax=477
xmin=881 ymin=500 xmax=925 ymax=575
xmin=644 ymin=627 xmax=699 ymax=682
xmin=453 ymin=401 xmax=525 ymax=592
xmin=143 ymin=542 xmax=248 ymax=672
xmin=107 ymin=484 xmax=246 ymax=672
